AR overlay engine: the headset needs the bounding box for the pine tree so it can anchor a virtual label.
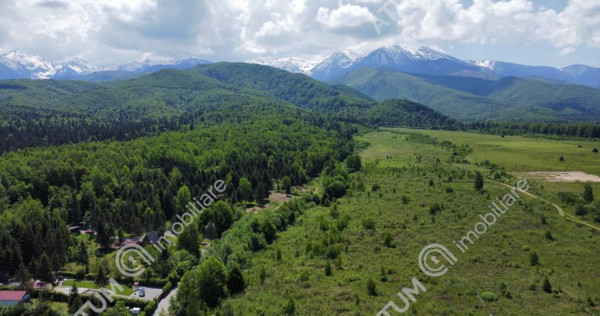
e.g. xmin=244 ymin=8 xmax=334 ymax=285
xmin=36 ymin=253 xmax=53 ymax=283
xmin=367 ymin=278 xmax=377 ymax=296
xmin=325 ymin=261 xmax=332 ymax=276
xmin=474 ymin=171 xmax=484 ymax=191
xmin=530 ymin=252 xmax=539 ymax=266
xmin=226 ymin=262 xmax=245 ymax=295
xmin=583 ymin=184 xmax=594 ymax=203
xmin=542 ymin=277 xmax=552 ymax=293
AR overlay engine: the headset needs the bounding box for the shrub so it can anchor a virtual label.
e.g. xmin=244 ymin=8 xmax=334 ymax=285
xmin=401 ymin=195 xmax=410 ymax=204
xmin=366 ymin=278 xmax=377 ymax=296
xmin=299 ymin=270 xmax=309 ymax=282
xmin=474 ymin=171 xmax=484 ymax=191
xmin=575 ymin=205 xmax=588 ymax=216
xmin=383 ymin=232 xmax=393 ymax=248
xmin=429 ymin=203 xmax=442 ymax=215
xmin=480 ymin=292 xmax=498 ymax=302
xmin=361 ymin=218 xmax=375 ymax=230
xmin=283 ymin=297 xmax=295 ymax=315
xmin=325 ymin=261 xmax=332 ymax=276
xmin=543 ymin=277 xmax=552 ymax=293
xmin=530 ymin=252 xmax=539 ymax=266
xmin=583 ymin=183 xmax=594 ymax=203
xmin=346 ymin=154 xmax=362 ymax=172
xmin=144 ymin=300 xmax=157 ymax=314
xmin=227 ymin=262 xmax=246 ymax=295
xmin=545 ymin=231 xmax=554 ymax=241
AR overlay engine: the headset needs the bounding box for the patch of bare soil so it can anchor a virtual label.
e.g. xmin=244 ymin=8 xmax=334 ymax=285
xmin=245 ymin=191 xmax=294 ymax=213
xmin=515 ymin=171 xmax=600 ymax=182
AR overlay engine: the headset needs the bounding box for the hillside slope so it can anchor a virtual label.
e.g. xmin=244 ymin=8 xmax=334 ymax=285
xmin=332 ymin=68 xmax=600 ymax=123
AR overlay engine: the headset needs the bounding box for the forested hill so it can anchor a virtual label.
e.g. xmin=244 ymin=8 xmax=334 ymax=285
xmin=0 ymin=101 xmax=356 ymax=278
xmin=331 ymin=67 xmax=600 ymax=123
xmin=192 ymin=62 xmax=374 ymax=113
xmin=0 ymin=63 xmax=458 ymax=153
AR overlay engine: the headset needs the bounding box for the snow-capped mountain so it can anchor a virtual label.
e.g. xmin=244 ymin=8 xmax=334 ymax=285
xmin=349 ymin=45 xmax=491 ymax=79
xmin=0 ymin=51 xmax=211 ymax=81
xmin=246 ymin=57 xmax=318 ymax=75
xmin=1 ymin=48 xmax=598 ymax=87
xmin=53 ymin=57 xmax=101 ymax=79
xmin=311 ymin=51 xmax=364 ymax=81
xmin=0 ymin=51 xmax=59 ymax=79
xmin=117 ymin=57 xmax=209 ymax=72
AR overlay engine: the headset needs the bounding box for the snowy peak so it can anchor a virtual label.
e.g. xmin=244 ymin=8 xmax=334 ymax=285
xmin=374 ymin=45 xmax=457 ymax=62
xmin=314 ymin=51 xmax=363 ymax=71
xmin=311 ymin=51 xmax=364 ymax=81
xmin=0 ymin=50 xmax=57 ymax=79
xmin=470 ymin=60 xmax=497 ymax=70
xmin=174 ymin=57 xmax=211 ymax=68
xmin=246 ymin=57 xmax=318 ymax=75
xmin=118 ymin=57 xmax=211 ymax=72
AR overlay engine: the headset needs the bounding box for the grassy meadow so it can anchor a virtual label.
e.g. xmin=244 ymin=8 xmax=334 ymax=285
xmin=222 ymin=128 xmax=600 ymax=315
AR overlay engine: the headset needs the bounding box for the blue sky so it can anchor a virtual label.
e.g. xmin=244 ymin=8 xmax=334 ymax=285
xmin=0 ymin=0 xmax=598 ymax=67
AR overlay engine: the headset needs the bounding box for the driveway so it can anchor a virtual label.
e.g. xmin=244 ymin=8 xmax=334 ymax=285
xmin=130 ymin=286 xmax=162 ymax=301
xmin=154 ymin=287 xmax=178 ymax=316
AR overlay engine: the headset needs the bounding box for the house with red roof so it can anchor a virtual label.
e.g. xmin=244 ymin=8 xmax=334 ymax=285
xmin=0 ymin=291 xmax=29 ymax=306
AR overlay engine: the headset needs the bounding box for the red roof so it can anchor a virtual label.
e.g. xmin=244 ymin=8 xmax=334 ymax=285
xmin=0 ymin=291 xmax=27 ymax=301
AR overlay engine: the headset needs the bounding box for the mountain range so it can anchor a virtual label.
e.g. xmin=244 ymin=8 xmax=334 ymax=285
xmin=250 ymin=46 xmax=600 ymax=87
xmin=1 ymin=46 xmax=599 ymax=87
xmin=330 ymin=67 xmax=600 ymax=122
xmin=0 ymin=50 xmax=210 ymax=81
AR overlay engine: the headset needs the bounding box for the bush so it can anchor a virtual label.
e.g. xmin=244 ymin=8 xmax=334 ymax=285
xmin=530 ymin=252 xmax=539 ymax=266
xmin=144 ymin=300 xmax=157 ymax=314
xmin=366 ymin=278 xmax=377 ymax=296
xmin=325 ymin=261 xmax=332 ymax=276
xmin=346 ymin=154 xmax=362 ymax=172
xmin=429 ymin=203 xmax=442 ymax=215
xmin=583 ymin=183 xmax=594 ymax=203
xmin=543 ymin=277 xmax=552 ymax=293
xmin=575 ymin=205 xmax=588 ymax=216
xmin=361 ymin=218 xmax=375 ymax=230
xmin=480 ymin=292 xmax=498 ymax=302
xmin=401 ymin=195 xmax=410 ymax=204
xmin=474 ymin=171 xmax=484 ymax=191
xmin=160 ymin=281 xmax=173 ymax=299
xmin=283 ymin=297 xmax=295 ymax=315
xmin=383 ymin=232 xmax=393 ymax=248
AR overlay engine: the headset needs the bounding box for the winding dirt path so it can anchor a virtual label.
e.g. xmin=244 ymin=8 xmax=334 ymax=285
xmin=485 ymin=179 xmax=600 ymax=231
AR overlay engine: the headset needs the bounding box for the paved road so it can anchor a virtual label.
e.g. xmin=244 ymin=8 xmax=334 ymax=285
xmin=154 ymin=287 xmax=178 ymax=316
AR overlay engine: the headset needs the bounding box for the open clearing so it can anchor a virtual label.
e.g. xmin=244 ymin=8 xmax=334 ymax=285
xmin=516 ymin=171 xmax=600 ymax=182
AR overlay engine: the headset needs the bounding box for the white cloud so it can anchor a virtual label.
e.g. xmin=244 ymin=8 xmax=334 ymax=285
xmin=316 ymin=4 xmax=375 ymax=28
xmin=0 ymin=0 xmax=598 ymax=66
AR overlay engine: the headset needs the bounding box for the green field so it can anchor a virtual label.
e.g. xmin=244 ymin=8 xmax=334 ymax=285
xmin=223 ymin=128 xmax=600 ymax=315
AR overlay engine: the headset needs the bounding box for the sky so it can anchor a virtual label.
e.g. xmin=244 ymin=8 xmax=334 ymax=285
xmin=0 ymin=0 xmax=598 ymax=68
